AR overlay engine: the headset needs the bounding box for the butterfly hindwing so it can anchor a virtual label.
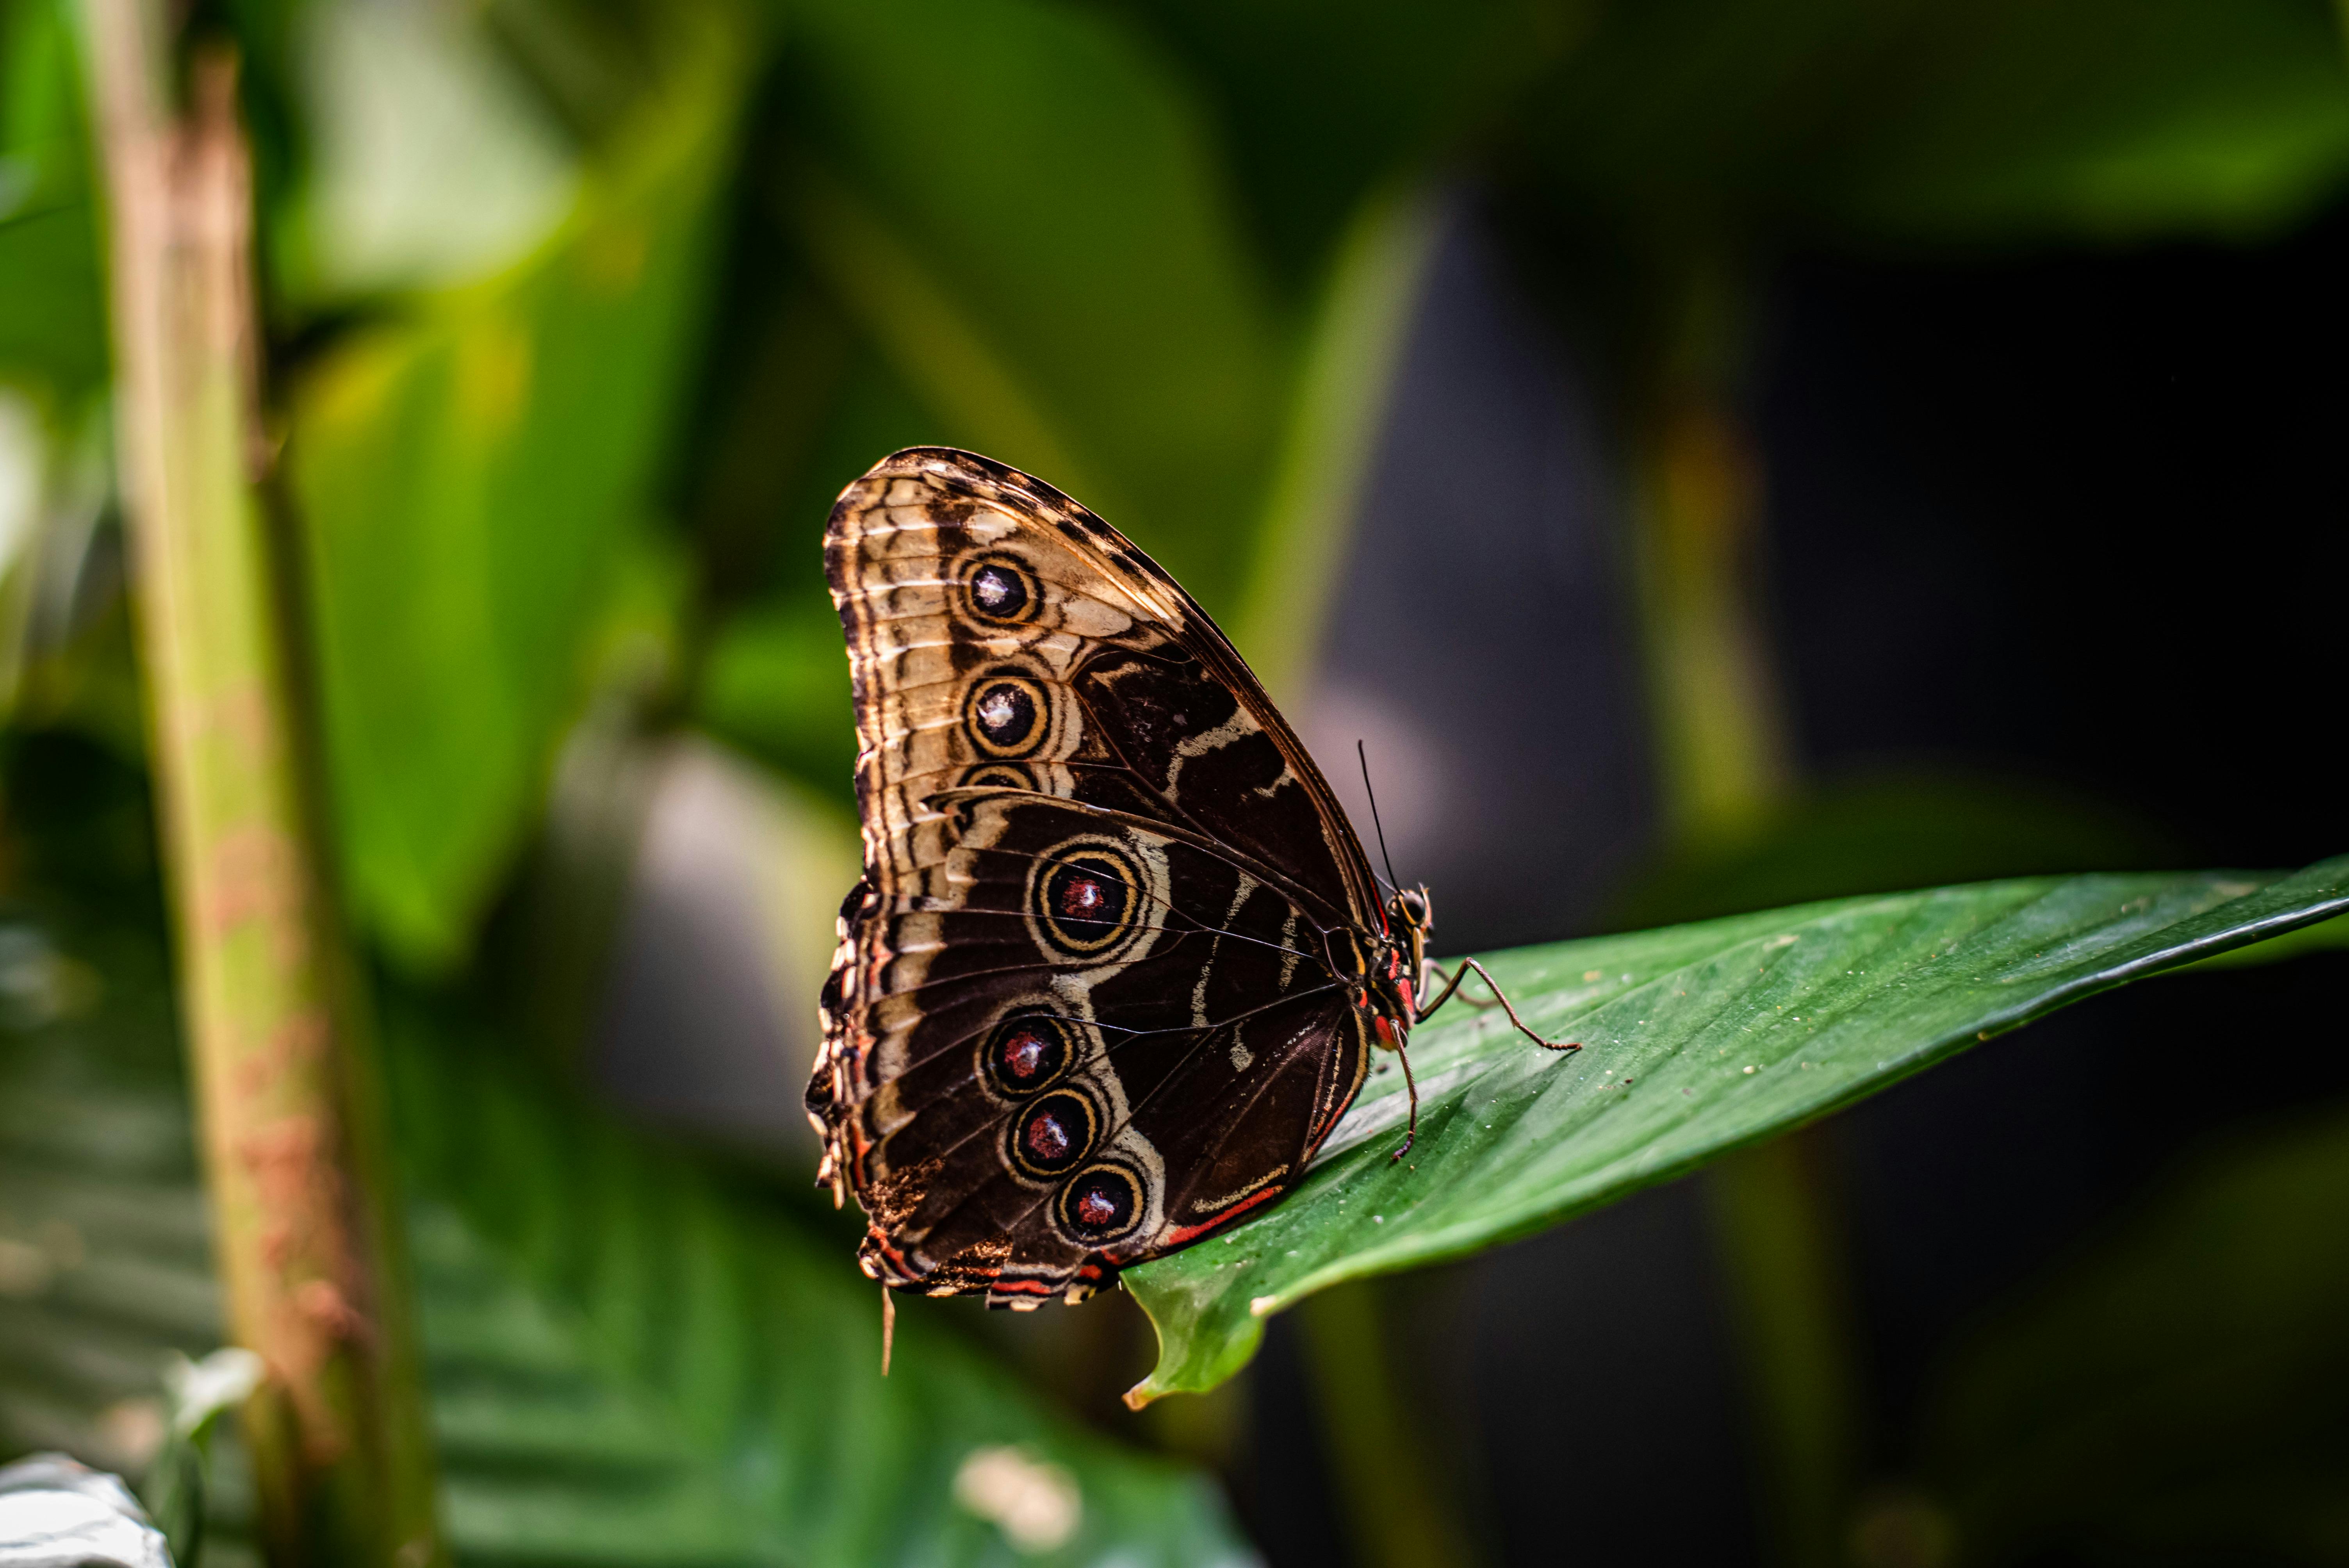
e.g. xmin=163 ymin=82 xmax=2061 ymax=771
xmin=811 ymin=449 xmax=1380 ymax=1304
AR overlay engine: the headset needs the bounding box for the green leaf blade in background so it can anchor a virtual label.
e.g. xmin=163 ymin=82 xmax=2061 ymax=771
xmin=1519 ymin=0 xmax=2349 ymax=249
xmin=399 ymin=1001 xmax=1258 ymax=1566
xmin=1124 ymin=856 xmax=2349 ymax=1404
xmin=1 ymin=879 xmax=1253 ymax=1566
xmin=286 ymin=0 xmax=752 ymax=973
xmin=1810 ymin=0 xmax=2349 ymax=243
xmin=0 ymin=0 xmax=107 ymax=406
xmin=1102 ymin=0 xmax=1569 ymax=290
xmin=778 ymin=0 xmax=1283 ymax=613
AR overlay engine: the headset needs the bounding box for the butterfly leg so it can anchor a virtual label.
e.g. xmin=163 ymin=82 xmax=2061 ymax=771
xmin=1419 ymin=957 xmax=1579 ymax=1054
xmin=1388 ymin=1042 xmax=1420 ymax=1163
xmin=1418 ymin=956 xmax=1501 ymax=1014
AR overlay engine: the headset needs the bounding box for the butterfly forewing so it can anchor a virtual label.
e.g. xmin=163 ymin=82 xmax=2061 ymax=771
xmin=813 ymin=448 xmax=1381 ymax=1305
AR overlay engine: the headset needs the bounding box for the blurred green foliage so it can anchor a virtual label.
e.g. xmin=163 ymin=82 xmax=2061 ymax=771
xmin=0 ymin=734 xmax=1251 ymax=1564
xmin=1520 ymin=0 xmax=2349 ymax=243
xmin=13 ymin=0 xmax=2348 ymax=969
xmin=285 ymin=0 xmax=746 ymax=969
xmin=4 ymin=0 xmax=2348 ymax=1559
xmin=0 ymin=0 xmax=103 ymax=403
xmin=1916 ymin=1099 xmax=2349 ymax=1564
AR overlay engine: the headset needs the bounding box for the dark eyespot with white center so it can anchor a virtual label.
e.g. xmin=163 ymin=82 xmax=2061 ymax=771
xmin=965 ymin=675 xmax=1045 ymax=757
xmin=974 ymin=567 xmax=1018 ymax=611
xmin=978 ymin=686 xmax=1023 ymax=731
xmin=960 ymin=553 xmax=1039 ymax=625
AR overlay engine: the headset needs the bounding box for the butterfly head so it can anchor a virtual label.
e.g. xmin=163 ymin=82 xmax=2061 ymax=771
xmin=1391 ymin=885 xmax=1431 ymax=935
xmin=1385 ymin=884 xmax=1433 ymax=980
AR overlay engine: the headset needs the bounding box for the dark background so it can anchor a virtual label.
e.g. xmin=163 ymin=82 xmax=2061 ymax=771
xmin=1226 ymin=190 xmax=2348 ymax=1566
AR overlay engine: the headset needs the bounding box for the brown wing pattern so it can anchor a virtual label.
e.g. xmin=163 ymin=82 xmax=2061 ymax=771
xmin=809 ymin=448 xmax=1380 ymax=1306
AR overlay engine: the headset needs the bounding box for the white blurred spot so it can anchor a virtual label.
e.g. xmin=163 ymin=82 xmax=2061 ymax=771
xmin=953 ymin=1445 xmax=1082 ymax=1554
xmin=165 ymin=1348 xmax=264 ymax=1438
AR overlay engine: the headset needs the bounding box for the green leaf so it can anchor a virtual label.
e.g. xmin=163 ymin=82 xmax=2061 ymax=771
xmin=692 ymin=597 xmax=855 ymax=796
xmin=0 ymin=906 xmax=259 ymax=1561
xmin=1123 ymin=857 xmax=2349 ymax=1404
xmin=1521 ymin=0 xmax=2349 ymax=247
xmin=1101 ymin=0 xmax=1570 ymax=287
xmin=288 ymin=0 xmax=583 ymax=299
xmin=2189 ymin=909 xmax=2349 ymax=970
xmin=1814 ymin=0 xmax=2349 ymax=243
xmin=285 ymin=0 xmax=752 ymax=972
xmin=0 ymin=0 xmax=106 ymax=402
xmin=0 ymin=882 xmax=1249 ymax=1565
xmin=0 ymin=204 xmax=106 ymax=403
xmin=1916 ymin=1100 xmax=2349 ymax=1564
xmin=390 ymin=1006 xmax=1250 ymax=1567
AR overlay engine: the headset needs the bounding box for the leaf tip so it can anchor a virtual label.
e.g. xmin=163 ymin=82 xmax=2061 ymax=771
xmin=1248 ymin=1294 xmax=1280 ymax=1317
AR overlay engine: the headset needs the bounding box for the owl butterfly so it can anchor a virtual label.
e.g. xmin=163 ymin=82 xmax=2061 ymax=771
xmin=807 ymin=448 xmax=1570 ymax=1317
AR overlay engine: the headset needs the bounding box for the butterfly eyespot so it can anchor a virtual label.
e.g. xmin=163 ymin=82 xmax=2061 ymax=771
xmin=1006 ymin=1089 xmax=1098 ymax=1179
xmin=965 ymin=675 xmax=1047 ymax=757
xmin=1055 ymin=1163 xmax=1143 ymax=1245
xmin=979 ymin=1013 xmax=1074 ymax=1098
xmin=958 ymin=552 xmax=1040 ymax=625
xmin=1032 ymin=845 xmax=1142 ymax=957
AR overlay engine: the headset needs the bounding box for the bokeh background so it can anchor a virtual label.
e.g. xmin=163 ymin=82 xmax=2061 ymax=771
xmin=2 ymin=0 xmax=2345 ymax=1563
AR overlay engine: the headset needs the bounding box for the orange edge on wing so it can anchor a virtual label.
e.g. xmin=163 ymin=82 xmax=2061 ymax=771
xmin=1159 ymin=1182 xmax=1286 ymax=1249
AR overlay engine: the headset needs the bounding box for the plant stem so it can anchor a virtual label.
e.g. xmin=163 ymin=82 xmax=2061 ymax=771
xmin=1630 ymin=257 xmax=1862 ymax=1568
xmin=78 ymin=5 xmax=444 ymax=1561
xmin=1628 ymin=269 xmax=1791 ymax=850
xmin=1296 ymin=1281 xmax=1479 ymax=1568
xmin=1711 ymin=1137 xmax=1864 ymax=1568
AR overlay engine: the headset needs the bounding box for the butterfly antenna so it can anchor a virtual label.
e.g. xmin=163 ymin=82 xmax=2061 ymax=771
xmin=1357 ymin=739 xmax=1402 ymax=896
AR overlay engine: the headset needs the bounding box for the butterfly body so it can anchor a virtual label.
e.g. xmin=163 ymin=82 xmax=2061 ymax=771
xmin=808 ymin=448 xmax=1483 ymax=1309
